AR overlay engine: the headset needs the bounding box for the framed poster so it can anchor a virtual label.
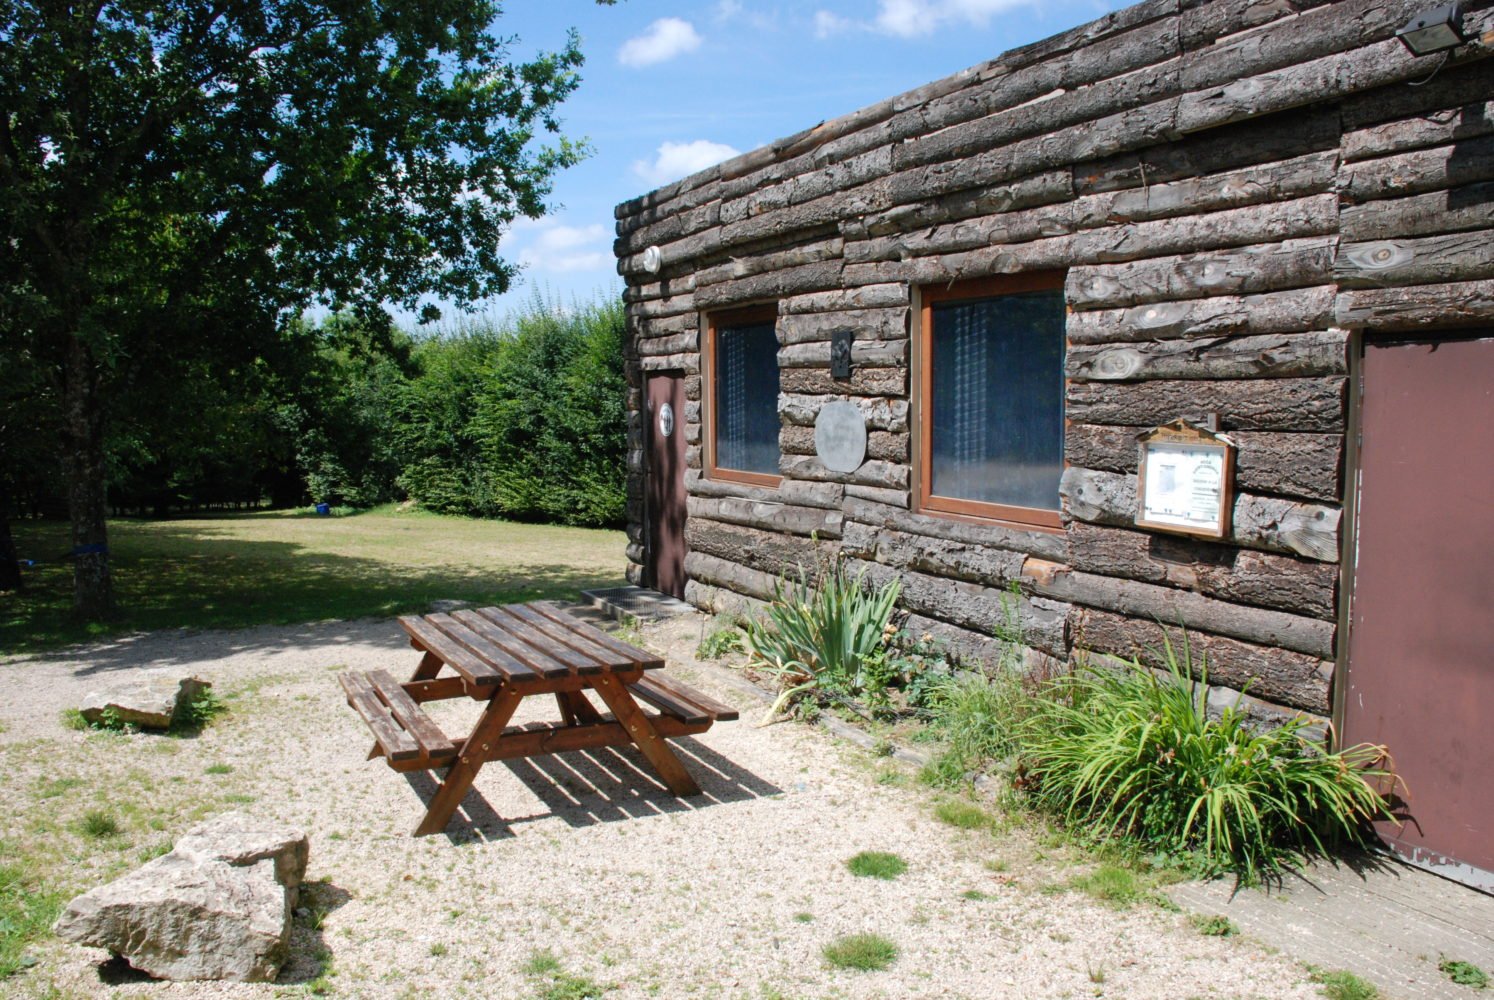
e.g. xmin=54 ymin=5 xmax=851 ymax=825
xmin=1135 ymin=419 xmax=1235 ymax=539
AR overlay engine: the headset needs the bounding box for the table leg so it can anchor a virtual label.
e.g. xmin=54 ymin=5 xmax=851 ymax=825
xmin=561 ymin=690 xmax=605 ymax=725
xmin=370 ymin=650 xmax=445 ymax=760
xmin=589 ymin=674 xmax=701 ymax=797
xmin=413 ymin=685 xmax=524 ymax=837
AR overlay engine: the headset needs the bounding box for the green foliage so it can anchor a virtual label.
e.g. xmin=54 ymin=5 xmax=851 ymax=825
xmin=696 ymin=615 xmax=744 ymax=660
xmin=1310 ymin=968 xmax=1380 ymax=1000
xmin=1019 ymin=638 xmax=1392 ymax=883
xmin=174 ymin=688 xmax=228 ymax=733
xmin=522 ymin=949 xmax=610 ymax=1000
xmin=1439 ymin=958 xmax=1490 ymax=989
xmin=742 ymin=557 xmax=902 ymax=722
xmin=822 ymin=933 xmax=898 ymax=972
xmin=78 ymin=810 xmax=122 ymax=839
xmin=0 ymin=860 xmax=63 ymax=980
xmin=933 ymin=799 xmax=995 ymax=831
xmin=920 ymin=668 xmax=1031 ymax=787
xmin=846 ymin=851 xmax=907 ymax=880
xmin=1191 ymin=914 xmax=1238 ymax=937
xmin=1068 ymin=864 xmax=1145 ymax=907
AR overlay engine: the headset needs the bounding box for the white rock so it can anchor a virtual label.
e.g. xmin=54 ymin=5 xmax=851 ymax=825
xmin=79 ymin=671 xmax=209 ymax=730
xmin=53 ymin=812 xmax=309 ymax=982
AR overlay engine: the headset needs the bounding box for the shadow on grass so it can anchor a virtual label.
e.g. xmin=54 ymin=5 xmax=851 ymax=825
xmin=400 ymin=735 xmax=782 ymax=844
xmin=3 ymin=517 xmax=624 ymax=657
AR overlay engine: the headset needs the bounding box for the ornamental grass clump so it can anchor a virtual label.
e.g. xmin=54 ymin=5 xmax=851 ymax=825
xmin=1019 ymin=636 xmax=1393 ymax=883
xmin=742 ymin=559 xmax=901 ymax=724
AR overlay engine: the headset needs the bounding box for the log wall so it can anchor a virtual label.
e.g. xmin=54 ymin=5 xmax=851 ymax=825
xmin=616 ymin=0 xmax=1494 ymax=725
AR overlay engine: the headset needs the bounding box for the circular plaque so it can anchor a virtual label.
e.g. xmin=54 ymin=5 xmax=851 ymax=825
xmin=814 ymin=400 xmax=867 ymax=473
xmin=658 ymin=402 xmax=675 ymax=438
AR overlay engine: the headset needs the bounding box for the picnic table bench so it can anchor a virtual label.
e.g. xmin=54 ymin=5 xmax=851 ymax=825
xmin=338 ymin=601 xmax=737 ymax=836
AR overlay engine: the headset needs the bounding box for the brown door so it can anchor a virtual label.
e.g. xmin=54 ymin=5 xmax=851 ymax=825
xmin=645 ymin=371 xmax=687 ymax=599
xmin=1343 ymin=332 xmax=1494 ymax=891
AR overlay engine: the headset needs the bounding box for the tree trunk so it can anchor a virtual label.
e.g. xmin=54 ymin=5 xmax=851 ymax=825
xmin=62 ymin=333 xmax=114 ymax=619
xmin=0 ymin=492 xmax=22 ymax=592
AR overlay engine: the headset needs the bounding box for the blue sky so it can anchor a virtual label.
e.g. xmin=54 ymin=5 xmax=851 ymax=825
xmin=450 ymin=0 xmax=1129 ymax=324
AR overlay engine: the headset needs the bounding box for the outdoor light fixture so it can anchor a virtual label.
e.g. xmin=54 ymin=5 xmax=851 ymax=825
xmin=641 ymin=245 xmax=663 ymax=275
xmin=1396 ymin=2 xmax=1466 ymax=56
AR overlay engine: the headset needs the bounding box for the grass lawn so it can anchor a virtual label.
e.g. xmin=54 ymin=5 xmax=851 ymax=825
xmin=2 ymin=505 xmax=626 ymax=654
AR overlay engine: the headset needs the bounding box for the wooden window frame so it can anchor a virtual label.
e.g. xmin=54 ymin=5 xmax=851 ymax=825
xmin=704 ymin=304 xmax=783 ymax=488
xmin=916 ymin=271 xmax=1067 ymax=532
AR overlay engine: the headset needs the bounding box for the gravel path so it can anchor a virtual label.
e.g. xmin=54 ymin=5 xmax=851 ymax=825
xmin=1 ymin=613 xmax=1324 ymax=999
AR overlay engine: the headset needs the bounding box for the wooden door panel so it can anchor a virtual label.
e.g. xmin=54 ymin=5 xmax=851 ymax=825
xmin=645 ymin=373 xmax=687 ymax=598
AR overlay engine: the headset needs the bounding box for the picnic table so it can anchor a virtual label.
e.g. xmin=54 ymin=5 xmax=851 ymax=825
xmin=338 ymin=601 xmax=737 ymax=836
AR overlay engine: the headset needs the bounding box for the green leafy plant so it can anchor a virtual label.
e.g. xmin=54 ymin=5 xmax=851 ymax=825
xmin=846 ymin=851 xmax=907 ymax=880
xmin=174 ymin=688 xmax=228 ymax=732
xmin=741 ymin=558 xmax=901 ymax=724
xmin=1019 ymin=636 xmax=1394 ymax=883
xmin=1439 ymin=957 xmax=1489 ymax=989
xmin=1191 ymin=913 xmax=1238 ymax=937
xmin=1309 ymin=967 xmax=1380 ymax=1000
xmin=823 ymin=932 xmax=898 ymax=971
xmin=696 ymin=616 xmax=743 ymax=660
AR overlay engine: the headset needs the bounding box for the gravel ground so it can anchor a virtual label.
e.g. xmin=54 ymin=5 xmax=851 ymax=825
xmin=0 ymin=612 xmax=1325 ymax=1000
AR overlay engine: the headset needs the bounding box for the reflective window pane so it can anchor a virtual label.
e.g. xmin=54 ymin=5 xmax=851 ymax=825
xmin=715 ymin=320 xmax=780 ymax=475
xmin=929 ymin=290 xmax=1065 ymax=511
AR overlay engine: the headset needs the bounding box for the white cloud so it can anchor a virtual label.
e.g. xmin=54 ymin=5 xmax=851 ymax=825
xmin=512 ymin=221 xmax=614 ymax=274
xmin=717 ymin=1 xmax=780 ymax=30
xmin=632 ymin=139 xmax=742 ymax=187
xmin=816 ymin=0 xmax=1034 ymax=40
xmin=618 ymin=18 xmax=703 ymax=68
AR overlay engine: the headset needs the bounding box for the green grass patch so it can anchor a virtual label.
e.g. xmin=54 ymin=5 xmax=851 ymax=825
xmin=4 ymin=508 xmax=626 ymax=653
xmin=0 ymin=860 xmax=64 ymax=980
xmin=1191 ymin=913 xmax=1238 ymax=937
xmin=933 ymin=799 xmax=994 ymax=830
xmin=1309 ymin=968 xmax=1380 ymax=1000
xmin=1439 ymin=957 xmax=1489 ymax=989
xmin=77 ymin=809 xmax=122 ymax=840
xmin=846 ymin=851 xmax=907 ymax=880
xmin=822 ymin=932 xmax=898 ymax=972
xmin=204 ymin=763 xmax=233 ymax=775
xmin=1069 ymin=863 xmax=1145 ymax=907
xmin=793 ymin=912 xmax=815 ymax=923
xmin=521 ymin=949 xmax=611 ymax=999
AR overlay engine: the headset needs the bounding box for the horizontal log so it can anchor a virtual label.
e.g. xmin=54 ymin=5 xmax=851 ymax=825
xmin=1339 ymin=134 xmax=1494 ymax=203
xmin=1065 ymin=376 xmax=1345 ymax=432
xmin=844 ymin=484 xmax=910 ymax=508
xmin=781 ymin=283 xmax=909 ymax=314
xmin=841 ymin=520 xmax=1030 ymax=588
xmin=1066 ymin=237 xmax=1336 ymax=309
xmin=779 ymin=367 xmax=906 ymax=397
xmin=636 ymin=331 xmax=697 ymax=356
xmin=1063 ymin=520 xmax=1338 ymax=620
xmin=778 ymin=339 xmax=907 ymax=369
xmin=1178 ymin=0 xmax=1329 ymax=53
xmin=1066 ymin=285 xmax=1336 ymax=344
xmin=692 ymin=237 xmax=846 ymax=288
xmin=686 ymin=469 xmax=844 ymax=509
xmin=900 ymin=614 xmax=1053 ymax=673
xmin=1343 ymin=100 xmax=1494 ymax=165
xmin=1340 ymin=181 xmax=1494 ymax=242
xmin=778 ymin=455 xmax=910 ymax=490
xmin=692 ymin=260 xmax=845 ymax=310
xmin=1060 ymin=466 xmax=1341 ymax=562
xmin=1020 ymin=558 xmax=1334 ymax=657
xmin=684 ymin=551 xmax=781 ymax=602
xmin=850 ymin=170 xmax=1073 ymax=239
xmin=778 ymin=309 xmax=907 ymax=346
xmin=1064 ymin=423 xmax=1342 ymax=503
xmin=683 ymin=579 xmax=769 ymax=619
xmin=779 ymin=394 xmax=909 ymax=432
xmin=685 ymin=519 xmax=831 ymax=580
xmin=1339 ymin=55 xmax=1494 ymax=138
xmin=848 ymin=558 xmax=1068 ymax=656
xmin=686 ymin=496 xmax=844 ymax=539
xmin=1066 ymin=330 xmax=1347 ymax=382
xmin=844 ymin=496 xmax=1068 ymax=561
xmin=780 ymin=425 xmax=908 ymax=463
xmin=1072 ymin=607 xmax=1332 ymax=713
xmin=1335 ymin=232 xmax=1494 ymax=288
xmin=1335 ymin=279 xmax=1494 ymax=331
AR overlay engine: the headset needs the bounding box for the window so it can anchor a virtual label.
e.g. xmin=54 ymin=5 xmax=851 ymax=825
xmin=918 ymin=272 xmax=1066 ymax=529
xmin=706 ymin=305 xmax=781 ymax=486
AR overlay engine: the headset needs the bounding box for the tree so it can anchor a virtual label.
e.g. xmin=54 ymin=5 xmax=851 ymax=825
xmin=0 ymin=1 xmax=595 ymax=618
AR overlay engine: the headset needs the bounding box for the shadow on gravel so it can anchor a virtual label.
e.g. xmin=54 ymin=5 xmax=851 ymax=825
xmin=403 ymin=736 xmax=781 ymax=844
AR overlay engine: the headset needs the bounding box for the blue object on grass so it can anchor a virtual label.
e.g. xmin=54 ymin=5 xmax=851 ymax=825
xmin=315 ymin=503 xmax=331 ymax=516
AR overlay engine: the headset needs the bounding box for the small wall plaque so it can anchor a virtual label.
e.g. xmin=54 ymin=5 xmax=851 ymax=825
xmin=814 ymin=400 xmax=867 ymax=473
xmin=830 ymin=329 xmax=854 ymax=380
xmin=1135 ymin=419 xmax=1235 ymax=539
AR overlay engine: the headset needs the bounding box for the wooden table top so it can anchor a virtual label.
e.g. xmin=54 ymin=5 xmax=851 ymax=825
xmin=397 ymin=601 xmax=664 ymax=689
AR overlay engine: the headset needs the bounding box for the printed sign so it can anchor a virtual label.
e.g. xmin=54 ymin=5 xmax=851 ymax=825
xmin=1135 ymin=419 xmax=1235 ymax=539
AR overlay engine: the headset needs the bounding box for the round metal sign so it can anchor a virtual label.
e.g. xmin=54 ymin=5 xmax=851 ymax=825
xmin=658 ymin=402 xmax=675 ymax=438
xmin=814 ymin=400 xmax=867 ymax=473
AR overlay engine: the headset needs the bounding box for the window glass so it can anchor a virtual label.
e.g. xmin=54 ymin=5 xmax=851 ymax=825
xmin=715 ymin=319 xmax=780 ymax=476
xmin=929 ymin=289 xmax=1065 ymax=511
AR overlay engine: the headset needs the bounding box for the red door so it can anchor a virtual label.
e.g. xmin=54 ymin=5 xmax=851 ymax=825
xmin=645 ymin=372 xmax=687 ymax=599
xmin=1343 ymin=332 xmax=1494 ymax=891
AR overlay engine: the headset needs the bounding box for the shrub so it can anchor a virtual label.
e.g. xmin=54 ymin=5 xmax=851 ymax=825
xmin=741 ymin=558 xmax=900 ymax=723
xmin=920 ymin=668 xmax=1031 ymax=786
xmin=1019 ymin=637 xmax=1393 ymax=883
xmin=822 ymin=933 xmax=897 ymax=971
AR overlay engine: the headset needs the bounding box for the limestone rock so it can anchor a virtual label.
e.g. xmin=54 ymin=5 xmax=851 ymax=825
xmin=53 ymin=813 xmax=309 ymax=982
xmin=79 ymin=671 xmax=209 ymax=730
